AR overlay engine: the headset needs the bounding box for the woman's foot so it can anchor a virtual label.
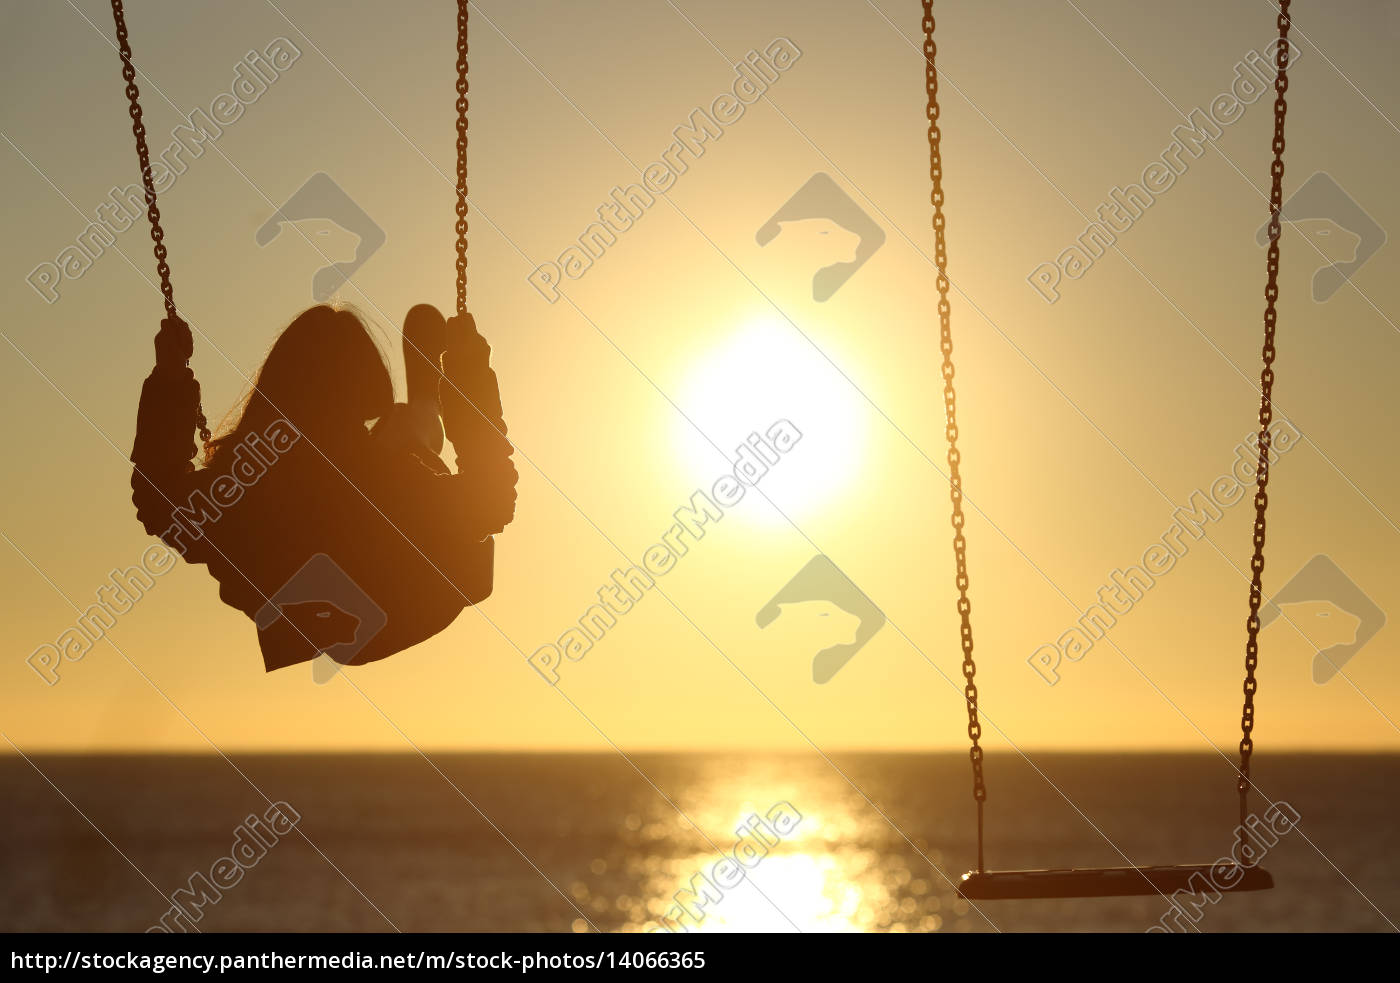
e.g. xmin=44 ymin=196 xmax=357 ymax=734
xmin=403 ymin=303 xmax=448 ymax=370
xmin=402 ymin=304 xmax=447 ymax=454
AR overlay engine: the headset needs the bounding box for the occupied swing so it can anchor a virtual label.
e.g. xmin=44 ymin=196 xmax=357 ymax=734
xmin=118 ymin=0 xmax=516 ymax=673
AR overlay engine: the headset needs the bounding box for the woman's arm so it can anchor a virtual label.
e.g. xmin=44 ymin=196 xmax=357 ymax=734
xmin=130 ymin=317 xmax=210 ymax=559
xmin=436 ymin=312 xmax=517 ymax=541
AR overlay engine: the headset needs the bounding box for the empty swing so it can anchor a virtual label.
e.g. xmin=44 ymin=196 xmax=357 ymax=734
xmin=118 ymin=0 xmax=517 ymax=673
xmin=917 ymin=0 xmax=1291 ymax=900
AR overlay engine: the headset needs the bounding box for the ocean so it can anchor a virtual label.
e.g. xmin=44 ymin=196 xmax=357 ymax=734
xmin=2 ymin=753 xmax=1396 ymax=933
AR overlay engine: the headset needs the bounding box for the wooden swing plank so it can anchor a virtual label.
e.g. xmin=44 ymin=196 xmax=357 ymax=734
xmin=957 ymin=864 xmax=1274 ymax=900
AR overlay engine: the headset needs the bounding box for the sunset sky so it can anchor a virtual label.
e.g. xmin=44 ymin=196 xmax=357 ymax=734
xmin=2 ymin=0 xmax=1397 ymax=755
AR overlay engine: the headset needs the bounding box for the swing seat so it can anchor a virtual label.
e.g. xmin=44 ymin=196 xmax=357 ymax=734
xmin=957 ymin=863 xmax=1274 ymax=900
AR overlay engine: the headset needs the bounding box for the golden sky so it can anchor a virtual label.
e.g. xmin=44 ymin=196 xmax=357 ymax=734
xmin=2 ymin=0 xmax=1397 ymax=753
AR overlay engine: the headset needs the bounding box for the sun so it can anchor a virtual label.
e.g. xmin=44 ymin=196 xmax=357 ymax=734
xmin=673 ymin=316 xmax=867 ymax=526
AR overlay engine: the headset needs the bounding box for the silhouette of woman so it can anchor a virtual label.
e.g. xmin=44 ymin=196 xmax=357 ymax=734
xmin=131 ymin=304 xmax=517 ymax=672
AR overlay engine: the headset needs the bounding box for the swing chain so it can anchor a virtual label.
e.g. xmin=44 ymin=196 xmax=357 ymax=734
xmin=1239 ymin=0 xmax=1291 ymax=844
xmin=455 ymin=0 xmax=470 ymax=314
xmin=110 ymin=0 xmax=210 ymax=443
xmin=922 ymin=1 xmax=986 ymax=871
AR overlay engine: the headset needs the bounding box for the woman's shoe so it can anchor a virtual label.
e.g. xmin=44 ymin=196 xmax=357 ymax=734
xmin=402 ymin=304 xmax=447 ymax=455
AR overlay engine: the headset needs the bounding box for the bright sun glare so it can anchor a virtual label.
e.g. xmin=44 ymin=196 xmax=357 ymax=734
xmin=675 ymin=317 xmax=867 ymax=526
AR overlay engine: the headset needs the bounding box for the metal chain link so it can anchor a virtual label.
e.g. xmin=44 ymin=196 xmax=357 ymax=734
xmin=1239 ymin=0 xmax=1291 ymax=847
xmin=455 ymin=0 xmax=470 ymax=314
xmin=110 ymin=0 xmax=210 ymax=443
xmin=922 ymin=0 xmax=986 ymax=872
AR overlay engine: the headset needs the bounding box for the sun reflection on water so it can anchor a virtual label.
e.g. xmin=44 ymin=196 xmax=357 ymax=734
xmin=561 ymin=761 xmax=975 ymax=933
xmin=636 ymin=841 xmax=959 ymax=933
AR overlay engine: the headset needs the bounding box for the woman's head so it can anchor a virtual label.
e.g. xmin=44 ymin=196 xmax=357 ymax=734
xmin=207 ymin=305 xmax=393 ymax=462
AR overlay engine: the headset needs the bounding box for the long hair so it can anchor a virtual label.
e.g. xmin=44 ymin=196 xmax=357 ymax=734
xmin=205 ymin=305 xmax=393 ymax=466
